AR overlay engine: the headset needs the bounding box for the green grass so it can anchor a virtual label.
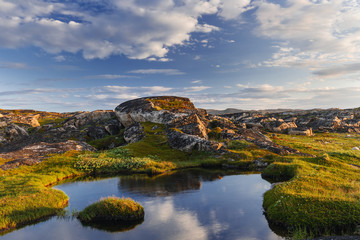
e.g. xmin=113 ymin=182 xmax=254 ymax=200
xmin=3 ymin=122 xmax=360 ymax=237
xmin=77 ymin=196 xmax=144 ymax=223
xmin=123 ymin=122 xmax=222 ymax=168
xmin=262 ymin=133 xmax=360 ymax=236
xmin=87 ymin=131 xmax=126 ymax=150
xmin=0 ymin=151 xmax=84 ymax=233
xmin=0 ymin=122 xmax=223 ymax=233
xmin=75 ymin=148 xmax=175 ymax=175
xmin=147 ymin=98 xmax=194 ymax=111
xmin=38 ymin=117 xmax=67 ymax=126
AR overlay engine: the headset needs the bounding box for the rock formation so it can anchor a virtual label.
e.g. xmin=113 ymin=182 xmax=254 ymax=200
xmin=114 ymin=96 xmax=223 ymax=152
xmin=222 ymin=108 xmax=360 ymax=135
xmin=3 ymin=96 xmax=356 ymax=170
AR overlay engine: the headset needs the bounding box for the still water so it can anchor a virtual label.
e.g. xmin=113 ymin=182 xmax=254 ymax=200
xmin=2 ymin=169 xmax=285 ymax=240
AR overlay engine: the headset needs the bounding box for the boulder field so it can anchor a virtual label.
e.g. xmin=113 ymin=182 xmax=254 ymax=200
xmin=2 ymin=96 xmax=357 ymax=170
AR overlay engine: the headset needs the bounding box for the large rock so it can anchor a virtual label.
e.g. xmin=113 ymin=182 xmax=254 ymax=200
xmin=4 ymin=124 xmax=29 ymax=143
xmin=115 ymin=96 xmax=196 ymax=128
xmin=170 ymin=114 xmax=208 ymax=139
xmin=123 ymin=123 xmax=145 ymax=143
xmin=166 ymin=128 xmax=224 ymax=152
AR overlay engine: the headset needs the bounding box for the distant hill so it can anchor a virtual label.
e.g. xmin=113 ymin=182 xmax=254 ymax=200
xmin=206 ymin=108 xmax=301 ymax=115
xmin=206 ymin=108 xmax=243 ymax=115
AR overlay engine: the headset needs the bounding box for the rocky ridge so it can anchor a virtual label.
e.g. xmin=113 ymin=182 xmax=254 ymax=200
xmin=221 ymin=108 xmax=360 ymax=135
xmin=1 ymin=96 xmax=357 ymax=170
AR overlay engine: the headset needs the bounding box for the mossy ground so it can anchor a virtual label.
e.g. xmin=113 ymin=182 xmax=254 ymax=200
xmin=2 ymin=122 xmax=360 ymax=238
xmin=0 ymin=151 xmax=83 ymax=233
xmin=262 ymin=133 xmax=360 ymax=237
xmin=77 ymin=196 xmax=144 ymax=223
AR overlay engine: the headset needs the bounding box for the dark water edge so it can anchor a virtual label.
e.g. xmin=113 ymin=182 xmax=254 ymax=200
xmin=2 ymin=169 xmax=285 ymax=240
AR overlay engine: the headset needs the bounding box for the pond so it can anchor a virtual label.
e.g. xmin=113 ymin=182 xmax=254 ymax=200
xmin=2 ymin=169 xmax=285 ymax=240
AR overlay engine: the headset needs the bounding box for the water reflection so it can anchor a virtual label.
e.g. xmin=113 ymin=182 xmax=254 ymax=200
xmin=81 ymin=219 xmax=144 ymax=233
xmin=118 ymin=169 xmax=226 ymax=196
xmin=2 ymin=169 xmax=284 ymax=240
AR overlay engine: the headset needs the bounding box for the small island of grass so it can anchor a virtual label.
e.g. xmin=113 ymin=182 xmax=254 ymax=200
xmin=77 ymin=197 xmax=144 ymax=223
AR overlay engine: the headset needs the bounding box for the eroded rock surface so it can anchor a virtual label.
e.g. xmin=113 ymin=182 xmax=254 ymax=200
xmin=222 ymin=108 xmax=360 ymax=134
xmin=114 ymin=96 xmax=304 ymax=156
xmin=0 ymin=140 xmax=95 ymax=170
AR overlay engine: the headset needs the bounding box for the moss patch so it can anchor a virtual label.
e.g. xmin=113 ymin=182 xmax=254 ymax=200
xmin=87 ymin=131 xmax=125 ymax=150
xmin=77 ymin=197 xmax=144 ymax=223
xmin=262 ymin=133 xmax=360 ymax=236
xmin=0 ymin=151 xmax=84 ymax=233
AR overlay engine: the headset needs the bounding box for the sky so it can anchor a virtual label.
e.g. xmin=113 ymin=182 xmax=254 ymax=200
xmin=1 ymin=0 xmax=360 ymax=112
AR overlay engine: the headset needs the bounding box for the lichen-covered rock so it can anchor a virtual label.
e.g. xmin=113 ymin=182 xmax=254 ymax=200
xmin=166 ymin=128 xmax=224 ymax=152
xmin=114 ymin=96 xmax=197 ymax=128
xmin=0 ymin=140 xmax=95 ymax=170
xmin=6 ymin=124 xmax=29 ymax=142
xmin=288 ymin=128 xmax=313 ymax=136
xmin=123 ymin=123 xmax=145 ymax=143
xmin=222 ymin=108 xmax=360 ymax=134
xmin=170 ymin=114 xmax=208 ymax=139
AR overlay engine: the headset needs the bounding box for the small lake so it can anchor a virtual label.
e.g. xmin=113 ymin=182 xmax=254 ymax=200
xmin=2 ymin=169 xmax=285 ymax=240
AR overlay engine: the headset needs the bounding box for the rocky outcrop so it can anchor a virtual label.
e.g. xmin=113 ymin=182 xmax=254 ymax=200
xmin=115 ymin=96 xmax=305 ymax=156
xmin=124 ymin=123 xmax=145 ymax=143
xmin=0 ymin=110 xmax=122 ymax=170
xmin=0 ymin=140 xmax=95 ymax=170
xmin=0 ymin=122 xmax=29 ymax=146
xmin=222 ymin=108 xmax=360 ymax=134
xmin=114 ymin=96 xmax=201 ymax=128
xmin=166 ymin=128 xmax=224 ymax=152
xmin=169 ymin=114 xmax=208 ymax=139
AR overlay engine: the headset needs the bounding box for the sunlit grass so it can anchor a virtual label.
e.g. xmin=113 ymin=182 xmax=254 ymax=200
xmin=0 ymin=151 xmax=84 ymax=232
xmin=77 ymin=196 xmax=144 ymax=223
xmin=263 ymin=133 xmax=360 ymax=236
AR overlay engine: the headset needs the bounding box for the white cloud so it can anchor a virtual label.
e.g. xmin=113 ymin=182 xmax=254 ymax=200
xmin=254 ymin=0 xmax=360 ymax=77
xmin=128 ymin=68 xmax=185 ymax=75
xmin=141 ymin=86 xmax=173 ymax=92
xmin=184 ymin=86 xmax=211 ymax=92
xmin=193 ymin=55 xmax=201 ymax=60
xmin=191 ymin=80 xmax=203 ymax=84
xmin=53 ymin=55 xmax=66 ymax=62
xmin=0 ymin=0 xmax=231 ymax=60
xmin=218 ymin=0 xmax=253 ymax=20
xmin=85 ymin=74 xmax=134 ymax=79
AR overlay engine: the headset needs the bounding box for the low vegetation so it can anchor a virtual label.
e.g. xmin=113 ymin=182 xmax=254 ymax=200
xmin=0 ymin=151 xmax=83 ymax=233
xmin=147 ymin=98 xmax=194 ymax=111
xmin=263 ymin=133 xmax=360 ymax=237
xmin=2 ymin=118 xmax=360 ymax=238
xmin=77 ymin=197 xmax=144 ymax=223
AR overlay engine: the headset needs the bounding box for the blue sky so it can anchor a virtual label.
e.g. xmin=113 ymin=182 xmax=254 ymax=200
xmin=1 ymin=0 xmax=360 ymax=112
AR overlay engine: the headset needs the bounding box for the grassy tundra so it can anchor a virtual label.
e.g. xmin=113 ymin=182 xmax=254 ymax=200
xmin=1 ymin=121 xmax=360 ymax=238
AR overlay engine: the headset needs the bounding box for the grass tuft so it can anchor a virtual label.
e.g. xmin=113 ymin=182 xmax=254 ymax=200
xmin=77 ymin=196 xmax=144 ymax=223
